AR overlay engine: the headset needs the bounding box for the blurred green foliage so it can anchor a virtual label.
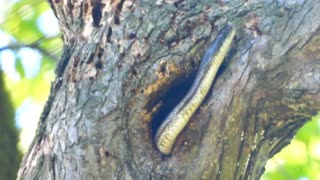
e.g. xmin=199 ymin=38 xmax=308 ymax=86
xmin=0 ymin=0 xmax=62 ymax=178
xmin=0 ymin=0 xmax=62 ymax=109
xmin=4 ymin=55 xmax=56 ymax=108
xmin=0 ymin=0 xmax=62 ymax=153
xmin=0 ymin=0 xmax=319 ymax=179
xmin=262 ymin=114 xmax=320 ymax=180
xmin=2 ymin=1 xmax=52 ymax=43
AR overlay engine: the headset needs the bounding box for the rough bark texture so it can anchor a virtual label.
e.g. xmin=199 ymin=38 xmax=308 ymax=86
xmin=18 ymin=0 xmax=320 ymax=179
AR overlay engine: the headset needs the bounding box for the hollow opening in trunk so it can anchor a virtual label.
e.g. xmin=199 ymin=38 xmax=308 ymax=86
xmin=149 ymin=73 xmax=196 ymax=142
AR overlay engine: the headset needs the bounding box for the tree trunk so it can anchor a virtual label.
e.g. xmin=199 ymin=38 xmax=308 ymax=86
xmin=0 ymin=72 xmax=21 ymax=180
xmin=18 ymin=0 xmax=320 ymax=179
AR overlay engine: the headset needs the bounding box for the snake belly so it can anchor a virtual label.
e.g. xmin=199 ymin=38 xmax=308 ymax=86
xmin=155 ymin=25 xmax=236 ymax=155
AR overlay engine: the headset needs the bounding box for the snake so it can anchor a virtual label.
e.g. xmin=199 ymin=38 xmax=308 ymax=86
xmin=155 ymin=24 xmax=236 ymax=155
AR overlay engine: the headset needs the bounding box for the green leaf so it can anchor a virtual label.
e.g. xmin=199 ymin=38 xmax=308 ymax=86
xmin=15 ymin=58 xmax=25 ymax=78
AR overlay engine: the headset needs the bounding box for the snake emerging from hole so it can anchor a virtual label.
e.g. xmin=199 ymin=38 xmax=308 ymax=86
xmin=155 ymin=24 xmax=236 ymax=155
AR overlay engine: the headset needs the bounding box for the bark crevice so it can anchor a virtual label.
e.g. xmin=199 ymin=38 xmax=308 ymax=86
xmin=19 ymin=1 xmax=320 ymax=179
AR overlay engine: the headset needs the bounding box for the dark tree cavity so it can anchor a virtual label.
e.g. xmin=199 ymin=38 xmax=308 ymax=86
xmin=18 ymin=1 xmax=320 ymax=179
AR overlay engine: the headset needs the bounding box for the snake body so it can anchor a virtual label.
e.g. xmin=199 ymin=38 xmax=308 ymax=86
xmin=155 ymin=25 xmax=236 ymax=155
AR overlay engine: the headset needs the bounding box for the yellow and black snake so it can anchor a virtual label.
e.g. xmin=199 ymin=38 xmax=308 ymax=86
xmin=155 ymin=24 xmax=236 ymax=155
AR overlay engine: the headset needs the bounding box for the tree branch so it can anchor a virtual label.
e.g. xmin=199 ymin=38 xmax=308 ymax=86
xmin=0 ymin=37 xmax=60 ymax=61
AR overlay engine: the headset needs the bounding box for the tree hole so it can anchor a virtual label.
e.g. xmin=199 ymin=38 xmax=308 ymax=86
xmin=149 ymin=73 xmax=196 ymax=141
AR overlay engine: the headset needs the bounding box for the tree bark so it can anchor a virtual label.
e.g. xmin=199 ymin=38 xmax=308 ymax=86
xmin=18 ymin=0 xmax=320 ymax=179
